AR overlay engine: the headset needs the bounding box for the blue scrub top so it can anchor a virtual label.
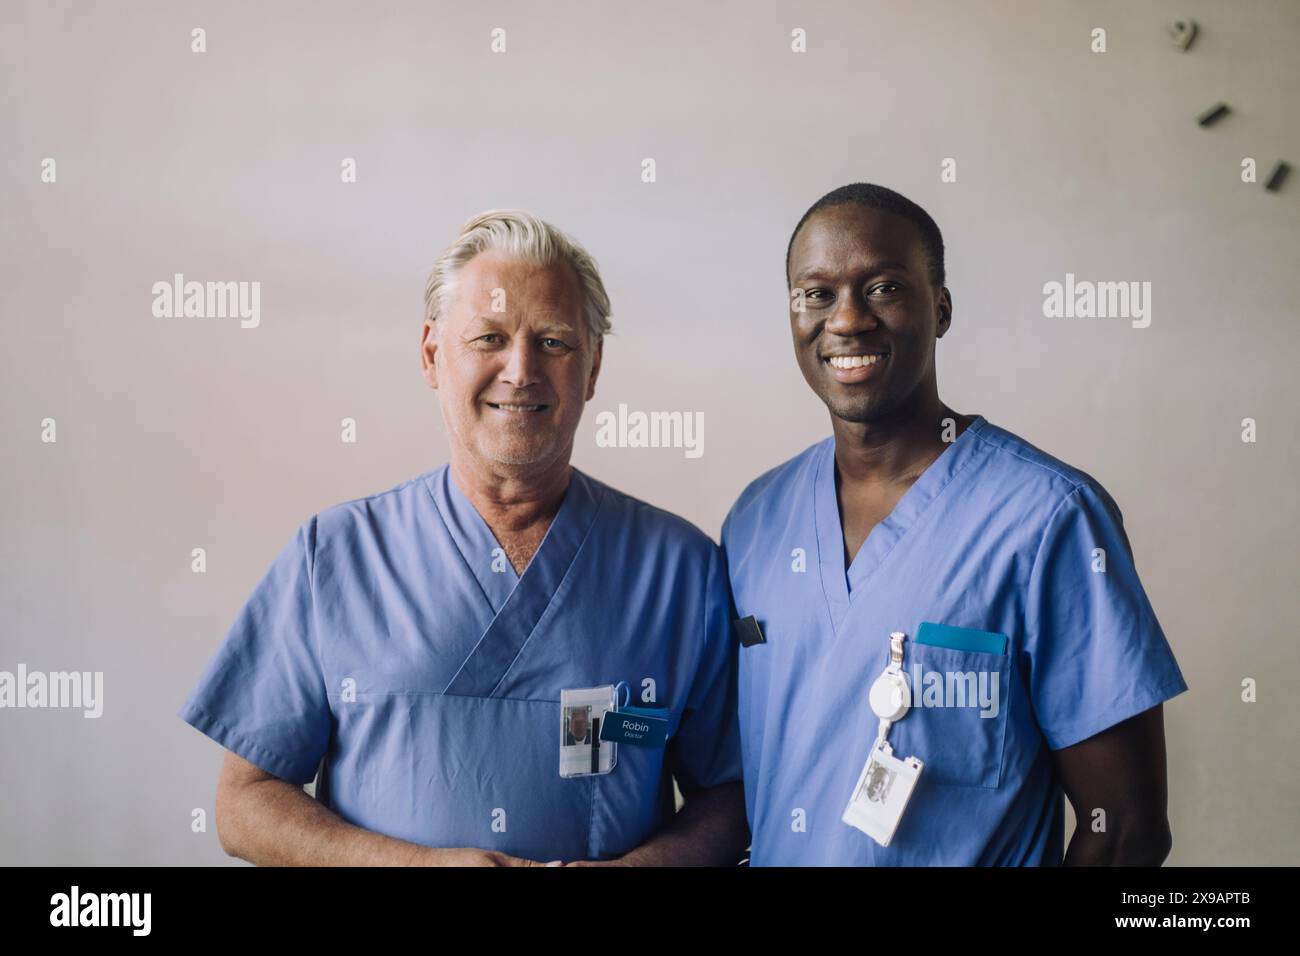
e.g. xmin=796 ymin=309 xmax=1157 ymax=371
xmin=722 ymin=416 xmax=1188 ymax=865
xmin=179 ymin=465 xmax=742 ymax=861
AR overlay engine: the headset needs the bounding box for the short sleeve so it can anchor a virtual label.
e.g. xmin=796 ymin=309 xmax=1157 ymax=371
xmin=666 ymin=545 xmax=744 ymax=794
xmin=1024 ymin=482 xmax=1188 ymax=751
xmin=178 ymin=517 xmax=331 ymax=785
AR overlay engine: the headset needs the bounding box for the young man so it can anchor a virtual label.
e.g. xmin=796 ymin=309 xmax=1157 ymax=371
xmin=724 ymin=184 xmax=1187 ymax=866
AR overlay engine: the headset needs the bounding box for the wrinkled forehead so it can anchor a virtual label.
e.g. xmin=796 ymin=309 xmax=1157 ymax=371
xmin=788 ymin=205 xmax=927 ymax=283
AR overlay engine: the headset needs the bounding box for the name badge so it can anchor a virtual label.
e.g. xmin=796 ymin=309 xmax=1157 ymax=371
xmin=599 ymin=707 xmax=670 ymax=747
xmin=842 ymin=631 xmax=925 ymax=847
xmin=841 ymin=743 xmax=924 ymax=847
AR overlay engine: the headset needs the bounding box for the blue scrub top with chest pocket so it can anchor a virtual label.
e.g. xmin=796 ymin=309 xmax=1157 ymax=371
xmin=179 ymin=465 xmax=742 ymax=862
xmin=722 ymin=416 xmax=1188 ymax=866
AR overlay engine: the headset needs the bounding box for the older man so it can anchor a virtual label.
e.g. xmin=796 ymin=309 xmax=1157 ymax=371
xmin=179 ymin=210 xmax=747 ymax=866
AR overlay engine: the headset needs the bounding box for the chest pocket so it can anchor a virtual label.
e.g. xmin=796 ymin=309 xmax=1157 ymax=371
xmin=888 ymin=641 xmax=1012 ymax=789
xmin=328 ymin=691 xmax=597 ymax=859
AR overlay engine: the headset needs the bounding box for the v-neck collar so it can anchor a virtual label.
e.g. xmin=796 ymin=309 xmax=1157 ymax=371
xmin=435 ymin=465 xmax=606 ymax=698
xmin=814 ymin=416 xmax=989 ymax=627
xmin=427 ymin=464 xmax=602 ymax=619
xmin=429 ymin=466 xmax=519 ymax=615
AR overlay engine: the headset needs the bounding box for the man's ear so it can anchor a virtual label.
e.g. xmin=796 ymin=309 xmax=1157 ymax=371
xmin=420 ymin=320 xmax=440 ymax=389
xmin=585 ymin=336 xmax=604 ymax=401
xmin=935 ymin=288 xmax=953 ymax=339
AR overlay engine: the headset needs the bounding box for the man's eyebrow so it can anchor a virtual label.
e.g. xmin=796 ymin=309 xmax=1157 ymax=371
xmin=465 ymin=316 xmax=579 ymax=335
xmin=791 ymin=261 xmax=913 ymax=284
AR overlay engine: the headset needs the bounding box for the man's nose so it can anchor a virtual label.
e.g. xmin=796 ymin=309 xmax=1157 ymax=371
xmin=825 ymin=290 xmax=880 ymax=337
xmin=499 ymin=338 xmax=540 ymax=388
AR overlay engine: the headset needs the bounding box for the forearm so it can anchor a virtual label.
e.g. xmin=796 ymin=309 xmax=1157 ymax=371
xmin=1054 ymin=706 xmax=1174 ymax=867
xmin=1063 ymin=820 xmax=1172 ymax=866
xmin=617 ymin=780 xmax=748 ymax=867
xmin=218 ymin=777 xmax=447 ymax=866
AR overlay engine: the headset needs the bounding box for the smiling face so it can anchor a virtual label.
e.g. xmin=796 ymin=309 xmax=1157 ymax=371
xmin=421 ymin=251 xmax=602 ymax=474
xmin=787 ymin=204 xmax=951 ymax=425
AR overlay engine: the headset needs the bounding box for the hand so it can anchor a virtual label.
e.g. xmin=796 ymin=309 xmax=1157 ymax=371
xmin=412 ymin=847 xmax=560 ymax=867
xmin=563 ymin=857 xmax=631 ymax=867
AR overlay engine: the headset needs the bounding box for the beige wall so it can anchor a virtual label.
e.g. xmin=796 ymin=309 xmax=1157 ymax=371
xmin=1 ymin=0 xmax=1296 ymax=864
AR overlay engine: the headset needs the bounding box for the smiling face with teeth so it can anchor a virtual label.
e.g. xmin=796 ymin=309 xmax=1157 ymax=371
xmin=787 ymin=204 xmax=952 ymax=426
xmin=421 ymin=251 xmax=602 ymax=474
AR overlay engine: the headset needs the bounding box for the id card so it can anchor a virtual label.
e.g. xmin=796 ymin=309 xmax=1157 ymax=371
xmin=841 ymin=744 xmax=924 ymax=847
xmin=559 ymin=685 xmax=618 ymax=778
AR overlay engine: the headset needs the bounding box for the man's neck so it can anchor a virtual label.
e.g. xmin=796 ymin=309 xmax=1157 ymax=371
xmin=448 ymin=450 xmax=573 ymax=534
xmin=831 ymin=391 xmax=969 ymax=488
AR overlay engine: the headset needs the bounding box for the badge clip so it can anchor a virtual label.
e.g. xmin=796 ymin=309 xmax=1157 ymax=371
xmin=843 ymin=630 xmax=925 ymax=845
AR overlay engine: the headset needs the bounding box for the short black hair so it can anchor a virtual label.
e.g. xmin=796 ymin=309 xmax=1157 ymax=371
xmin=785 ymin=183 xmax=946 ymax=292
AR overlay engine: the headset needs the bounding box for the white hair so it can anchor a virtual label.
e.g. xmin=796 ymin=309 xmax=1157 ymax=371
xmin=424 ymin=209 xmax=612 ymax=349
